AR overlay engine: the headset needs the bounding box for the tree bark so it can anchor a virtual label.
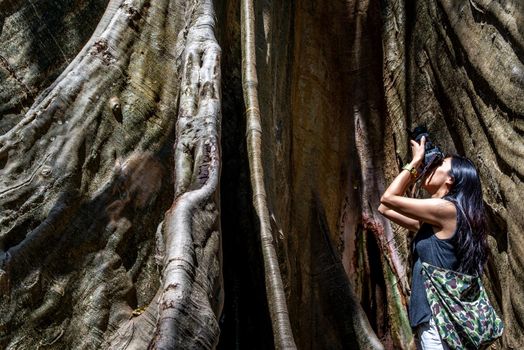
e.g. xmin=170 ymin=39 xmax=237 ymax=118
xmin=1 ymin=0 xmax=523 ymax=349
xmin=1 ymin=0 xmax=223 ymax=348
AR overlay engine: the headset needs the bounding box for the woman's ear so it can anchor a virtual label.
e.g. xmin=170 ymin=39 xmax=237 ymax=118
xmin=445 ymin=176 xmax=454 ymax=193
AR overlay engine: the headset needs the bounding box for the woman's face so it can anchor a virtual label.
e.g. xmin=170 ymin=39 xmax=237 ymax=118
xmin=422 ymin=157 xmax=453 ymax=194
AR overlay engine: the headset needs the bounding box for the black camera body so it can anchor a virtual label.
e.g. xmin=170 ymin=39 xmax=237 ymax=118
xmin=409 ymin=126 xmax=445 ymax=176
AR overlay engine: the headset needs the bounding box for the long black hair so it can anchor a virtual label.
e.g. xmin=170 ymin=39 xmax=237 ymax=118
xmin=443 ymin=155 xmax=489 ymax=275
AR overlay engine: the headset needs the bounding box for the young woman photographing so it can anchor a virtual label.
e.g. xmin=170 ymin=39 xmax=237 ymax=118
xmin=378 ymin=136 xmax=489 ymax=349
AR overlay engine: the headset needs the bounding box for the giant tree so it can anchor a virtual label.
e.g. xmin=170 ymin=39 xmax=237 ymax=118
xmin=0 ymin=0 xmax=522 ymax=349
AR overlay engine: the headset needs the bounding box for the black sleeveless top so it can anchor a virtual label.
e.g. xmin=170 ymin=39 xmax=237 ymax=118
xmin=409 ymin=223 xmax=458 ymax=328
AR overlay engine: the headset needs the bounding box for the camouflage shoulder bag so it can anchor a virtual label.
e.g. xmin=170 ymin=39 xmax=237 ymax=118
xmin=421 ymin=262 xmax=504 ymax=349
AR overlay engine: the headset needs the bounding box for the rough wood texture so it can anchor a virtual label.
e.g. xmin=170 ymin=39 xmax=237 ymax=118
xmin=1 ymin=0 xmax=523 ymax=349
xmin=0 ymin=0 xmax=222 ymax=348
xmin=381 ymin=0 xmax=524 ymax=348
xmin=404 ymin=1 xmax=524 ymax=348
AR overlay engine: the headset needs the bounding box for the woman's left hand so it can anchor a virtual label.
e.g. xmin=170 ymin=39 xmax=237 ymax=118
xmin=410 ymin=136 xmax=426 ymax=164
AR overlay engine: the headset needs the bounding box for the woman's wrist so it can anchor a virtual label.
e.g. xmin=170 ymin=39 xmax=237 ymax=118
xmin=402 ymin=159 xmax=423 ymax=181
xmin=409 ymin=159 xmax=423 ymax=169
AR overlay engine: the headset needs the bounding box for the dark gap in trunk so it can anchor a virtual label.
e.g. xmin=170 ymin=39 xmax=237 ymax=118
xmin=216 ymin=0 xmax=275 ymax=347
xmin=217 ymin=68 xmax=275 ymax=350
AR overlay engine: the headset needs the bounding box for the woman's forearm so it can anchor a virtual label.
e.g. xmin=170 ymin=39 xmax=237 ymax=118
xmin=381 ymin=159 xmax=422 ymax=203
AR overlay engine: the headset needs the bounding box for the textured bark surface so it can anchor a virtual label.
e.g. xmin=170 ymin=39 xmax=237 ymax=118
xmin=382 ymin=0 xmax=524 ymax=348
xmin=0 ymin=0 xmax=223 ymax=348
xmin=1 ymin=0 xmax=523 ymax=349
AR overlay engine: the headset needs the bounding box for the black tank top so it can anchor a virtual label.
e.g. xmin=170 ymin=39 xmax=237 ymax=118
xmin=409 ymin=222 xmax=458 ymax=328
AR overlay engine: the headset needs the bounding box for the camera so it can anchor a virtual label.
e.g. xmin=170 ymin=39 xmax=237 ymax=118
xmin=409 ymin=126 xmax=445 ymax=177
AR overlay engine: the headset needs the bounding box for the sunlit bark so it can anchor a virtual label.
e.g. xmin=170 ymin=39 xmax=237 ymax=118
xmin=0 ymin=0 xmax=522 ymax=349
xmin=0 ymin=0 xmax=222 ymax=348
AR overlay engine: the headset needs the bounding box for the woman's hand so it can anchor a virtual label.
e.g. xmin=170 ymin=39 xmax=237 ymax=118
xmin=410 ymin=135 xmax=426 ymax=165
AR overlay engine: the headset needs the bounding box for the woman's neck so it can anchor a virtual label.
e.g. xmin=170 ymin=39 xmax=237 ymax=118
xmin=431 ymin=186 xmax=449 ymax=198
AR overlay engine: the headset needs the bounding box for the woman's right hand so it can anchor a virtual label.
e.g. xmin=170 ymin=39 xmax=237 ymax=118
xmin=410 ymin=135 xmax=426 ymax=165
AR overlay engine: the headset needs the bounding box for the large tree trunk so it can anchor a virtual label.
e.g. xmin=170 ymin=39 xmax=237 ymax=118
xmin=1 ymin=0 xmax=522 ymax=349
xmin=1 ymin=0 xmax=223 ymax=348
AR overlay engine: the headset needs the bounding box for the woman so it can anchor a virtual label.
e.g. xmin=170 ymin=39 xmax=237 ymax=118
xmin=378 ymin=136 xmax=489 ymax=350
